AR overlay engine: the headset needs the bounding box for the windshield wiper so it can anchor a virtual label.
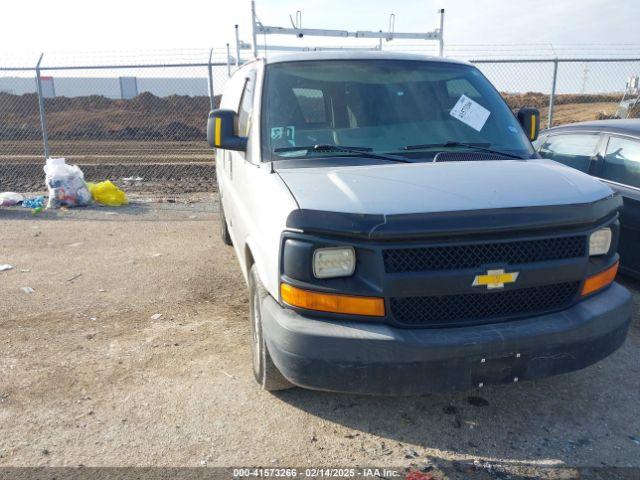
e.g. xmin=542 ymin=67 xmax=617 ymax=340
xmin=402 ymin=141 xmax=523 ymax=160
xmin=274 ymin=144 xmax=412 ymax=163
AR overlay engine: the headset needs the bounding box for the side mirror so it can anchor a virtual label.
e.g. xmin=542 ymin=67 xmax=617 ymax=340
xmin=207 ymin=109 xmax=247 ymax=151
xmin=517 ymin=107 xmax=540 ymax=142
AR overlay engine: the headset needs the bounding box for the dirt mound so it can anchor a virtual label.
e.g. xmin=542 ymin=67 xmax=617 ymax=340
xmin=0 ymin=92 xmax=220 ymax=141
xmin=0 ymin=90 xmax=627 ymax=142
xmin=502 ymin=91 xmax=622 ymax=110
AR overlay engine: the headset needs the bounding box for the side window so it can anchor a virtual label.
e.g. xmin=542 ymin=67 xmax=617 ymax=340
xmin=537 ymin=134 xmax=599 ymax=172
xmin=292 ymin=88 xmax=327 ymax=125
xmin=236 ymin=70 xmax=256 ymax=136
xmin=601 ymin=136 xmax=640 ymax=188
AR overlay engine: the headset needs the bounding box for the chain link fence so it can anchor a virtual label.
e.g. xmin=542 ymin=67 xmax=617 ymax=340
xmin=471 ymin=58 xmax=640 ymax=129
xmin=1 ymin=49 xmax=639 ymax=200
xmin=0 ymin=49 xmax=233 ymax=198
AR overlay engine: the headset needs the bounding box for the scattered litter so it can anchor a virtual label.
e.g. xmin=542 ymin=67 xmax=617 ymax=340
xmin=98 ymin=289 xmax=106 ymax=293
xmin=44 ymin=157 xmax=92 ymax=208
xmin=149 ymin=253 xmax=162 ymax=258
xmin=21 ymin=287 xmax=35 ymax=294
xmin=20 ymin=269 xmax=30 ymax=273
xmin=473 ymin=460 xmax=494 ymax=471
xmin=0 ymin=192 xmax=24 ymax=207
xmin=90 ymin=317 xmax=97 ymax=321
xmin=32 ymin=207 xmax=43 ymax=215
xmin=66 ymin=273 xmax=82 ymax=282
xmin=404 ymin=449 xmax=419 ymax=459
xmin=122 ymin=176 xmax=143 ymax=182
xmin=0 ymin=264 xmax=14 ymax=272
xmin=68 ymin=242 xmax=83 ymax=248
xmin=22 ymin=196 xmax=45 ymax=209
xmin=87 ymin=181 xmax=128 ymax=207
xmin=150 ymin=313 xmax=163 ymax=320
xmin=221 ymin=370 xmax=235 ymax=379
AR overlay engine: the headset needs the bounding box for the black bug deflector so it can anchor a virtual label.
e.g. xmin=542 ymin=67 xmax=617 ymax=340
xmin=285 ymin=195 xmax=622 ymax=240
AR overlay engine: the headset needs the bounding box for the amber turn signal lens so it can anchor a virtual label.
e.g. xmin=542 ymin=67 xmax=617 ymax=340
xmin=280 ymin=283 xmax=385 ymax=317
xmin=581 ymin=261 xmax=619 ymax=297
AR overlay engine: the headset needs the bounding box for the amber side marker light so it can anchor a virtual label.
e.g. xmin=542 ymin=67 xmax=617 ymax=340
xmin=280 ymin=283 xmax=385 ymax=317
xmin=581 ymin=261 xmax=619 ymax=297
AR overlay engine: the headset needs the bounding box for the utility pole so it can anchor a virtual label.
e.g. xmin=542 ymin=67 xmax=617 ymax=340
xmin=581 ymin=62 xmax=590 ymax=94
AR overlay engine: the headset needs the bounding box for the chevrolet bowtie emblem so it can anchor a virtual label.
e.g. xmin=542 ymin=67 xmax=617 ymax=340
xmin=473 ymin=268 xmax=519 ymax=289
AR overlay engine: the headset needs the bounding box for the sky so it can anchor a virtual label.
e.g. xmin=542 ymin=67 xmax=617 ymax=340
xmin=2 ymin=0 xmax=639 ymax=96
xmin=2 ymin=0 xmax=639 ymax=60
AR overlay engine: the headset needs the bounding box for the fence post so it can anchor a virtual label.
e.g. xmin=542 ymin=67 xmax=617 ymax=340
xmin=207 ymin=49 xmax=215 ymax=111
xmin=35 ymin=53 xmax=50 ymax=159
xmin=226 ymin=43 xmax=231 ymax=77
xmin=548 ymin=58 xmax=558 ymax=128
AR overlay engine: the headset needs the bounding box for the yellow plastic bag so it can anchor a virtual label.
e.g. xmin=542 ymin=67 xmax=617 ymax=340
xmin=86 ymin=181 xmax=128 ymax=207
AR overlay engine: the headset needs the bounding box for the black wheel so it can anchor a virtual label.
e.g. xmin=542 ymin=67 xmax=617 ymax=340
xmin=248 ymin=265 xmax=293 ymax=391
xmin=219 ymin=196 xmax=232 ymax=246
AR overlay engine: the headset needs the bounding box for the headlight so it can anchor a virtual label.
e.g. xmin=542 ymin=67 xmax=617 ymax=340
xmin=313 ymin=247 xmax=356 ymax=279
xmin=589 ymin=228 xmax=612 ymax=256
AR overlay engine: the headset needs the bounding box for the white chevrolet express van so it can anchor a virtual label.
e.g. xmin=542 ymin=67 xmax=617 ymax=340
xmin=207 ymin=52 xmax=632 ymax=395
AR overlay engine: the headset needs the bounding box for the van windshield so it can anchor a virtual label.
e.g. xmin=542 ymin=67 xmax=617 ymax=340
xmin=262 ymin=59 xmax=535 ymax=161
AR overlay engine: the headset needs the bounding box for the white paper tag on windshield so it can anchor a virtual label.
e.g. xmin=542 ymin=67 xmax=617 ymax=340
xmin=449 ymin=94 xmax=491 ymax=132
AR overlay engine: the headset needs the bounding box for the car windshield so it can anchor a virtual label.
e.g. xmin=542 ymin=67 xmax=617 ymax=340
xmin=262 ymin=59 xmax=535 ymax=161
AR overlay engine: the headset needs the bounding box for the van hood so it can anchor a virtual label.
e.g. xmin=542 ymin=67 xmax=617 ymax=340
xmin=276 ymin=159 xmax=613 ymax=215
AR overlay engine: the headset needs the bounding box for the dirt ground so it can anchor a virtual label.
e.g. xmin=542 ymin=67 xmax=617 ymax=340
xmin=1 ymin=201 xmax=639 ymax=479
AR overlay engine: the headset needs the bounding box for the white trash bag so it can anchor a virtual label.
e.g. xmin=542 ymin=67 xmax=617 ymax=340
xmin=0 ymin=192 xmax=24 ymax=207
xmin=43 ymin=157 xmax=92 ymax=208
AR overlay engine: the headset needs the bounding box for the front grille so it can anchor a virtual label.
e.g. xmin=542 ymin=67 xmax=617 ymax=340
xmin=383 ymin=236 xmax=586 ymax=273
xmin=390 ymin=281 xmax=580 ymax=327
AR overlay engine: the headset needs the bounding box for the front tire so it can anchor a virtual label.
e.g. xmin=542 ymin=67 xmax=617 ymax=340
xmin=248 ymin=265 xmax=293 ymax=391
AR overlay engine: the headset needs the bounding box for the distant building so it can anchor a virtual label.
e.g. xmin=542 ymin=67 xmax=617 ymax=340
xmin=0 ymin=75 xmax=216 ymax=98
xmin=41 ymin=76 xmax=55 ymax=98
xmin=119 ymin=77 xmax=138 ymax=99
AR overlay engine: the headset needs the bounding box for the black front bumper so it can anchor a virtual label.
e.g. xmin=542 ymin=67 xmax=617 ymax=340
xmin=261 ymin=282 xmax=632 ymax=395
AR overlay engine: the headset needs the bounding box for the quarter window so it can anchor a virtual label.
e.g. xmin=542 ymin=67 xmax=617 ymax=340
xmin=537 ymin=134 xmax=599 ymax=172
xmin=237 ymin=71 xmax=256 ymax=136
xmin=601 ymin=136 xmax=640 ymax=188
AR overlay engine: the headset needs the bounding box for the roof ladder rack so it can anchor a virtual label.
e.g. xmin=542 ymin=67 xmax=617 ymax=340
xmin=249 ymin=1 xmax=444 ymax=58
